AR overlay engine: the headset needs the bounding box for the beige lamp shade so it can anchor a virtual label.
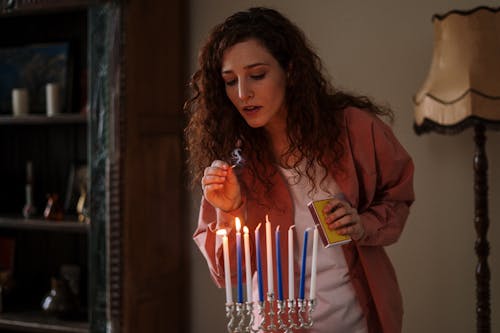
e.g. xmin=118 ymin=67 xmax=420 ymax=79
xmin=414 ymin=7 xmax=500 ymax=134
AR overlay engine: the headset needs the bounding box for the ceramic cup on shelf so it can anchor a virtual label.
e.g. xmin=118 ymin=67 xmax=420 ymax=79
xmin=11 ymin=88 xmax=29 ymax=116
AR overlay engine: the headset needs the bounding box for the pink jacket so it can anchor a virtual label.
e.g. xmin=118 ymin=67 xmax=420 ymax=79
xmin=193 ymin=107 xmax=415 ymax=333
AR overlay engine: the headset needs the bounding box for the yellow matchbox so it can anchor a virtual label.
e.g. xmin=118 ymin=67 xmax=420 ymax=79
xmin=307 ymin=198 xmax=351 ymax=248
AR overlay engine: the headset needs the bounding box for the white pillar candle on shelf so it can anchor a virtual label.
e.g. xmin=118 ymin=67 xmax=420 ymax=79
xmin=265 ymin=215 xmax=274 ymax=295
xmin=243 ymin=226 xmax=252 ymax=303
xmin=12 ymin=88 xmax=29 ymax=116
xmin=310 ymin=226 xmax=319 ymax=300
xmin=46 ymin=83 xmax=61 ymax=116
xmin=288 ymin=225 xmax=295 ymax=300
xmin=217 ymin=229 xmax=233 ymax=304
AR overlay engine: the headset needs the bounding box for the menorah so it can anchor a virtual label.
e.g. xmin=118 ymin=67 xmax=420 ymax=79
xmin=217 ymin=216 xmax=319 ymax=333
xmin=224 ymin=293 xmax=315 ymax=332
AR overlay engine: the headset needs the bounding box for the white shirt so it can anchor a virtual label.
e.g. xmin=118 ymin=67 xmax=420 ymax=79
xmin=278 ymin=163 xmax=368 ymax=333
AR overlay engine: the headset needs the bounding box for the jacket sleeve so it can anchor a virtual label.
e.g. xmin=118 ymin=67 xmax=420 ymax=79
xmin=346 ymin=109 xmax=415 ymax=247
xmin=192 ymin=197 xmax=247 ymax=287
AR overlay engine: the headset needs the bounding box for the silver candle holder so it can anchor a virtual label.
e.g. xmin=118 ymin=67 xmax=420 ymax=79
xmin=225 ymin=293 xmax=316 ymax=333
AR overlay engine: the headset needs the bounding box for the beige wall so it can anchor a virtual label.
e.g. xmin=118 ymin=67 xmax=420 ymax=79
xmin=187 ymin=1 xmax=500 ymax=332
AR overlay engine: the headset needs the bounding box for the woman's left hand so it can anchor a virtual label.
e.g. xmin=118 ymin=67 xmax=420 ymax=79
xmin=323 ymin=197 xmax=365 ymax=241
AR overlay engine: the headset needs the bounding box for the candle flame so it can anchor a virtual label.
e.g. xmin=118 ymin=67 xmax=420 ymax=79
xmin=235 ymin=217 xmax=241 ymax=232
xmin=243 ymin=226 xmax=249 ymax=234
xmin=276 ymin=225 xmax=280 ymax=232
xmin=256 ymin=223 xmax=262 ymax=233
xmin=216 ymin=229 xmax=227 ymax=236
xmin=265 ymin=214 xmax=270 ymax=223
xmin=289 ymin=225 xmax=295 ymax=231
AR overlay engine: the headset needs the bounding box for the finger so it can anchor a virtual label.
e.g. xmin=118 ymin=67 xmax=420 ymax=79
xmin=329 ymin=215 xmax=354 ymax=231
xmin=323 ymin=199 xmax=341 ymax=213
xmin=204 ymin=183 xmax=224 ymax=193
xmin=323 ymin=198 xmax=349 ymax=215
xmin=203 ymin=174 xmax=227 ymax=184
xmin=211 ymin=160 xmax=230 ymax=169
xmin=339 ymin=222 xmax=364 ymax=240
xmin=331 ymin=214 xmax=364 ymax=240
xmin=204 ymin=166 xmax=228 ymax=179
xmin=335 ymin=223 xmax=357 ymax=236
xmin=203 ymin=160 xmax=229 ymax=176
xmin=325 ymin=206 xmax=352 ymax=225
xmin=204 ymin=165 xmax=225 ymax=176
xmin=203 ymin=175 xmax=228 ymax=190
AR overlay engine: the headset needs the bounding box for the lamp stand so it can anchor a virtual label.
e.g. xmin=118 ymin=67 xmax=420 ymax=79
xmin=473 ymin=123 xmax=490 ymax=333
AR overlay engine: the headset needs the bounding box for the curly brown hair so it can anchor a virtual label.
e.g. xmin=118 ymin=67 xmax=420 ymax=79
xmin=184 ymin=7 xmax=392 ymax=191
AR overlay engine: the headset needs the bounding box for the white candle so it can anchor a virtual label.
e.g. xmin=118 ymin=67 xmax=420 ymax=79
xmin=310 ymin=226 xmax=319 ymax=300
xmin=243 ymin=226 xmax=252 ymax=303
xmin=46 ymin=83 xmax=61 ymax=116
xmin=288 ymin=225 xmax=295 ymax=300
xmin=12 ymin=88 xmax=29 ymax=116
xmin=217 ymin=229 xmax=233 ymax=304
xmin=265 ymin=215 xmax=274 ymax=294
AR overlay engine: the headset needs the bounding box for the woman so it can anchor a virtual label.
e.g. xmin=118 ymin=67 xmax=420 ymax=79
xmin=185 ymin=7 xmax=414 ymax=333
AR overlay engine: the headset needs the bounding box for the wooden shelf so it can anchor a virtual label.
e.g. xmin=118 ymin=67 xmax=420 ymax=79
xmin=0 ymin=216 xmax=89 ymax=234
xmin=0 ymin=311 xmax=88 ymax=333
xmin=1 ymin=0 xmax=95 ymax=16
xmin=0 ymin=114 xmax=87 ymax=125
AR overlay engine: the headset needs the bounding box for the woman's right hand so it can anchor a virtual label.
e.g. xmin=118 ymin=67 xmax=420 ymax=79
xmin=201 ymin=160 xmax=242 ymax=212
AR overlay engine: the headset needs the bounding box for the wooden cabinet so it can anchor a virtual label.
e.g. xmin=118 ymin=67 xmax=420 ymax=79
xmin=0 ymin=1 xmax=187 ymax=332
xmin=0 ymin=4 xmax=89 ymax=333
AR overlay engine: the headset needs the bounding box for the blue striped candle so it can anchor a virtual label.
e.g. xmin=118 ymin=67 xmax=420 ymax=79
xmin=276 ymin=226 xmax=284 ymax=301
xmin=255 ymin=223 xmax=264 ymax=302
xmin=235 ymin=218 xmax=243 ymax=303
xmin=299 ymin=228 xmax=310 ymax=300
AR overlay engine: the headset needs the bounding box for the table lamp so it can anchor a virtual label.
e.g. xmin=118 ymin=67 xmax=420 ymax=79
xmin=414 ymin=6 xmax=500 ymax=333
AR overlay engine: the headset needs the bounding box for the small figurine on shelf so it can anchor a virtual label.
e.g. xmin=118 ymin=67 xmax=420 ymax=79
xmin=22 ymin=161 xmax=37 ymax=218
xmin=44 ymin=193 xmax=64 ymax=221
xmin=76 ymin=186 xmax=88 ymax=223
xmin=41 ymin=277 xmax=78 ymax=318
